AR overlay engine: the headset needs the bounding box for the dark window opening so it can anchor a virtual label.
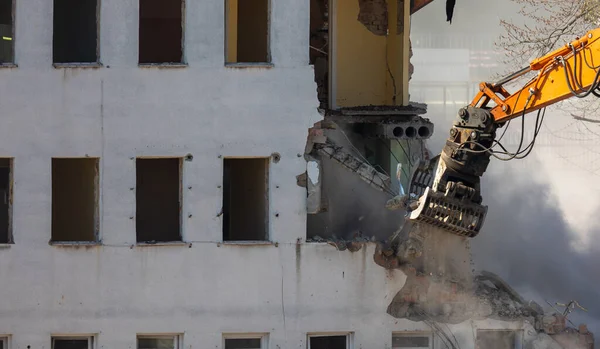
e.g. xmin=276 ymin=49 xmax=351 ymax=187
xmin=52 ymin=338 xmax=92 ymax=349
xmin=224 ymin=338 xmax=262 ymax=349
xmin=136 ymin=158 xmax=182 ymax=242
xmin=53 ymin=0 xmax=98 ymax=63
xmin=0 ymin=158 xmax=12 ymax=244
xmin=225 ymin=0 xmax=269 ymax=63
xmin=476 ymin=330 xmax=519 ymax=349
xmin=52 ymin=158 xmax=99 ymax=242
xmin=139 ymin=0 xmax=184 ymax=64
xmin=310 ymin=0 xmax=329 ymax=108
xmin=392 ymin=334 xmax=430 ymax=348
xmin=309 ymin=335 xmax=346 ymax=349
xmin=0 ymin=0 xmax=14 ymax=64
xmin=223 ymin=158 xmax=269 ymax=241
xmin=137 ymin=336 xmax=177 ymax=349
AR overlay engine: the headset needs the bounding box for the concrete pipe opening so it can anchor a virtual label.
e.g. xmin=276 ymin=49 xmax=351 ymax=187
xmin=393 ymin=127 xmax=404 ymax=137
xmin=406 ymin=127 xmax=417 ymax=138
xmin=418 ymin=126 xmax=431 ymax=138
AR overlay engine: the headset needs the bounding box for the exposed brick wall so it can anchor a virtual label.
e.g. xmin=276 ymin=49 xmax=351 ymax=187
xmin=357 ymin=0 xmax=388 ymax=35
xmin=357 ymin=0 xmax=405 ymax=36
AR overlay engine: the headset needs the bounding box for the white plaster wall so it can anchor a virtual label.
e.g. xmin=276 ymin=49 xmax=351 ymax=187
xmin=0 ymin=0 xmax=535 ymax=348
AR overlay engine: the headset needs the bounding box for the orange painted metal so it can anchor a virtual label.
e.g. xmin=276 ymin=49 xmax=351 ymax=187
xmin=471 ymin=28 xmax=600 ymax=123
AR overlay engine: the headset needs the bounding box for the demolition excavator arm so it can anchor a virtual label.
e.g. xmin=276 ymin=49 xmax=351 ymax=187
xmin=407 ymin=27 xmax=600 ymax=238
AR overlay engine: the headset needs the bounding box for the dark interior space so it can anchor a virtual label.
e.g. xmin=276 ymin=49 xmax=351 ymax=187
xmin=223 ymin=158 xmax=269 ymax=241
xmin=136 ymin=158 xmax=181 ymax=242
xmin=52 ymin=158 xmax=99 ymax=242
xmin=309 ymin=335 xmax=346 ymax=349
xmin=53 ymin=0 xmax=98 ymax=63
xmin=138 ymin=337 xmax=175 ymax=348
xmin=476 ymin=330 xmax=517 ymax=349
xmin=234 ymin=0 xmax=269 ymax=63
xmin=139 ymin=0 xmax=183 ymax=64
xmin=52 ymin=339 xmax=89 ymax=349
xmin=0 ymin=158 xmax=11 ymax=244
xmin=392 ymin=335 xmax=430 ymax=348
xmin=309 ymin=0 xmax=329 ymax=108
xmin=224 ymin=338 xmax=262 ymax=349
xmin=0 ymin=0 xmax=13 ymax=63
xmin=306 ymin=154 xmax=404 ymax=242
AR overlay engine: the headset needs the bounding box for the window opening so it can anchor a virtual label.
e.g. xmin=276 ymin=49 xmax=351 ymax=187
xmin=0 ymin=0 xmax=14 ymax=63
xmin=308 ymin=334 xmax=349 ymax=349
xmin=51 ymin=336 xmax=94 ymax=349
xmin=0 ymin=336 xmax=8 ymax=349
xmin=137 ymin=335 xmax=180 ymax=349
xmin=222 ymin=158 xmax=269 ymax=241
xmin=476 ymin=330 xmax=523 ymax=349
xmin=139 ymin=0 xmax=184 ymax=64
xmin=136 ymin=158 xmax=182 ymax=243
xmin=392 ymin=333 xmax=432 ymax=348
xmin=51 ymin=158 xmax=99 ymax=243
xmin=53 ymin=0 xmax=99 ymax=63
xmin=225 ymin=0 xmax=270 ymax=63
xmin=223 ymin=334 xmax=267 ymax=349
xmin=0 ymin=158 xmax=12 ymax=244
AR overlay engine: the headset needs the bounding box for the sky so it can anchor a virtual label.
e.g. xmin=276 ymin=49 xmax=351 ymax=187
xmin=410 ymin=0 xmax=600 ymax=337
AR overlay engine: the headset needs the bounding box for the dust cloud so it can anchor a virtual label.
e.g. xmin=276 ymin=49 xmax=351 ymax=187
xmin=472 ymin=159 xmax=600 ymax=335
xmin=411 ymin=0 xmax=600 ymax=335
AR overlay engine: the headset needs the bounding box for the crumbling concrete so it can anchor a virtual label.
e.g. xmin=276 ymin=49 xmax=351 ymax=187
xmin=303 ymin=113 xmax=433 ymax=242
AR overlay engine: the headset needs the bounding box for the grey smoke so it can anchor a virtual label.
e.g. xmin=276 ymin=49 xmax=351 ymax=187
xmin=472 ymin=159 xmax=600 ymax=335
xmin=411 ymin=0 xmax=600 ymax=336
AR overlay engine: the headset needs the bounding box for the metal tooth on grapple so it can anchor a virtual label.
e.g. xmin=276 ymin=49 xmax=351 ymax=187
xmin=408 ymin=155 xmax=439 ymax=198
xmin=408 ymin=187 xmax=488 ymax=238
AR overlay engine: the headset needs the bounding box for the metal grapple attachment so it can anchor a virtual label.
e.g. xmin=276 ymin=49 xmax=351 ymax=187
xmin=406 ymin=154 xmax=488 ymax=238
xmin=408 ymin=186 xmax=487 ymax=238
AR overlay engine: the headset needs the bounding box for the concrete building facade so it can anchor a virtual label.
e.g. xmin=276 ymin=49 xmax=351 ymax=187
xmin=0 ymin=0 xmax=592 ymax=349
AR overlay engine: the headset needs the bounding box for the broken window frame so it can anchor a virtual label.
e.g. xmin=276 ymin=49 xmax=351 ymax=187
xmin=52 ymin=0 xmax=101 ymax=67
xmin=135 ymin=156 xmax=184 ymax=244
xmin=0 ymin=0 xmax=16 ymax=65
xmin=222 ymin=157 xmax=270 ymax=243
xmin=307 ymin=332 xmax=354 ymax=349
xmin=0 ymin=158 xmax=13 ymax=244
xmin=138 ymin=0 xmax=187 ymax=66
xmin=137 ymin=334 xmax=182 ymax=349
xmin=391 ymin=332 xmax=433 ymax=349
xmin=50 ymin=157 xmax=101 ymax=245
xmin=475 ymin=329 xmax=523 ymax=349
xmin=51 ymin=335 xmax=95 ymax=349
xmin=224 ymin=0 xmax=272 ymax=66
xmin=222 ymin=333 xmax=269 ymax=349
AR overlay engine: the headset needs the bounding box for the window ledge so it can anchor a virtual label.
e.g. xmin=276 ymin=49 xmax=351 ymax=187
xmin=138 ymin=63 xmax=188 ymax=69
xmin=0 ymin=243 xmax=13 ymax=249
xmin=220 ymin=241 xmax=274 ymax=246
xmin=135 ymin=241 xmax=189 ymax=247
xmin=53 ymin=62 xmax=103 ymax=69
xmin=0 ymin=63 xmax=17 ymax=69
xmin=49 ymin=241 xmax=102 ymax=247
xmin=225 ymin=63 xmax=274 ymax=69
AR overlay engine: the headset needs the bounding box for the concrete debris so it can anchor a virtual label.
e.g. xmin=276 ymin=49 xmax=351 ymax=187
xmin=305 ymin=120 xmax=392 ymax=193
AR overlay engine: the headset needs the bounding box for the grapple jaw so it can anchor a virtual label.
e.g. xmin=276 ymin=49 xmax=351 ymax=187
xmin=408 ymin=186 xmax=487 ymax=238
xmin=403 ymin=106 xmax=498 ymax=238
